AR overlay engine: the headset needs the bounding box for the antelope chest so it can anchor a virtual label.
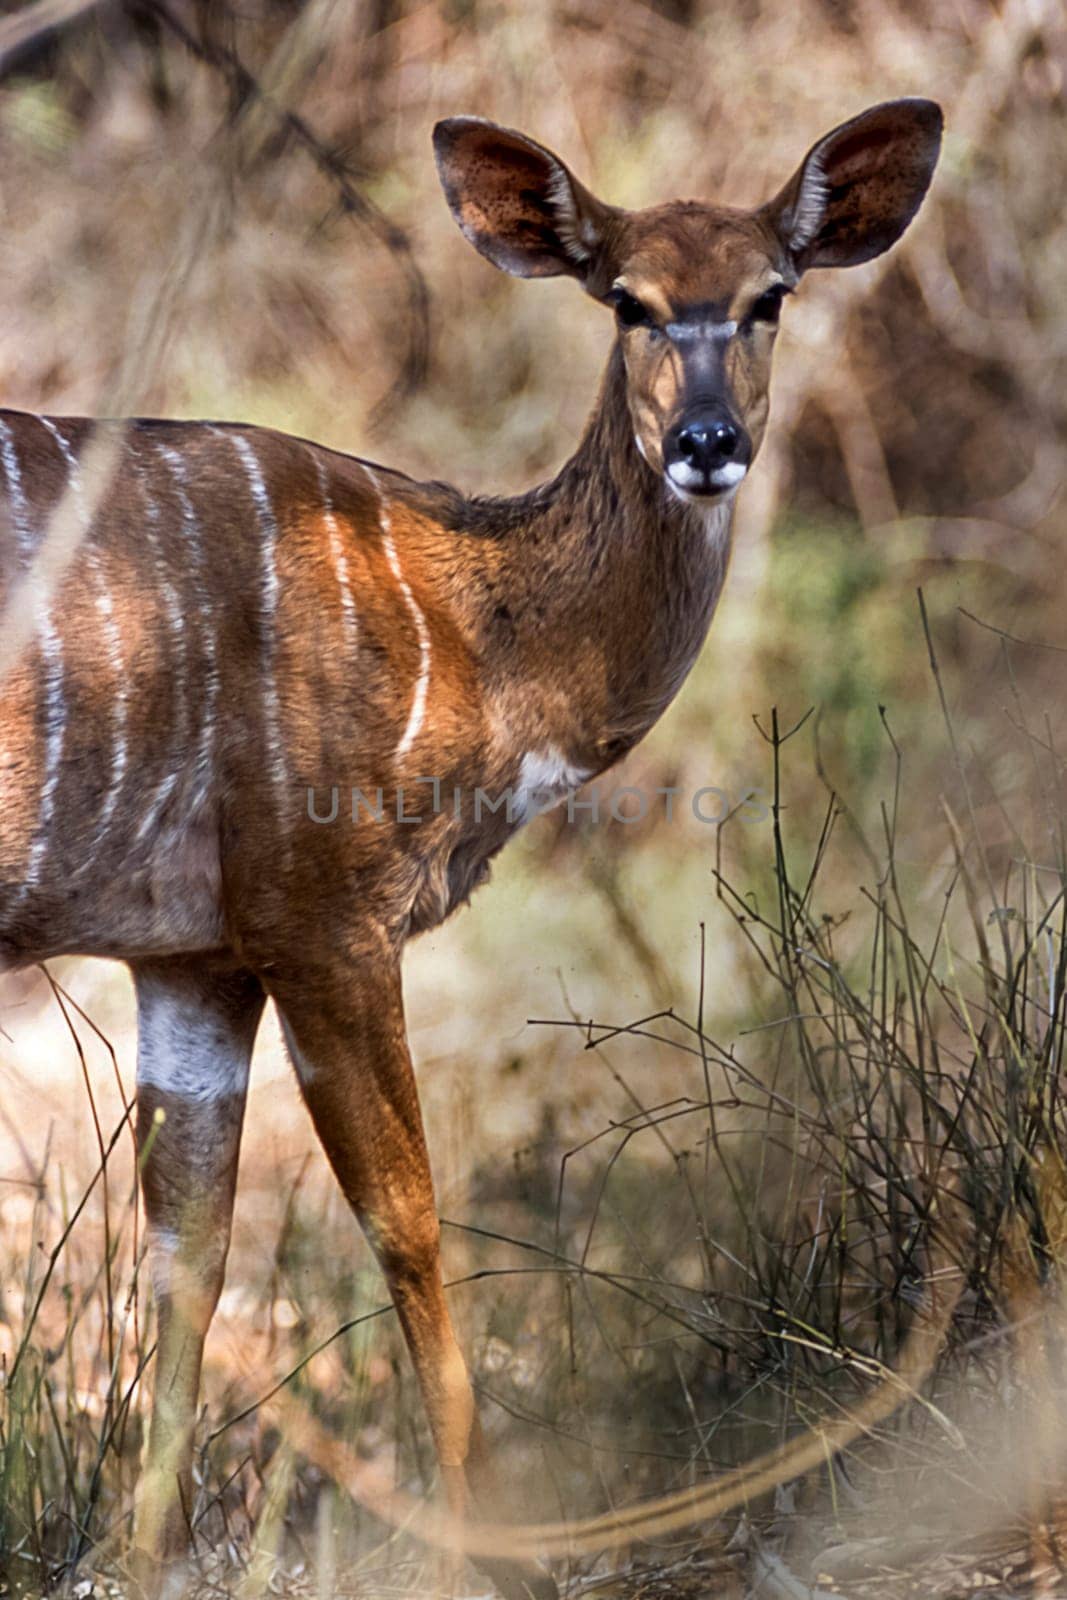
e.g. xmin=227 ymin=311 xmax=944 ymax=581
xmin=513 ymin=747 xmax=593 ymax=819
xmin=403 ymin=744 xmax=593 ymax=936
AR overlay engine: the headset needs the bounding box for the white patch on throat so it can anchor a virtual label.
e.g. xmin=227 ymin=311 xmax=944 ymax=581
xmin=515 ymin=747 xmax=591 ymax=823
xmin=665 ymin=472 xmax=746 ymax=553
xmin=665 ymin=486 xmax=735 ymax=557
xmin=701 ymin=497 xmax=733 ymax=555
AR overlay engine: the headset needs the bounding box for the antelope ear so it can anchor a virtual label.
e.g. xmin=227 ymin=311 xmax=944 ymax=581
xmin=433 ymin=117 xmax=618 ymax=281
xmin=763 ymin=98 xmax=943 ymax=272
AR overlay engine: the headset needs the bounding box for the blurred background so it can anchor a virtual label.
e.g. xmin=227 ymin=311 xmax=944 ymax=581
xmin=0 ymin=0 xmax=1065 ymax=1594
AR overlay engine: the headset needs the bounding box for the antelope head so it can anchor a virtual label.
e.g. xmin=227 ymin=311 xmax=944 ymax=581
xmin=434 ymin=99 xmax=942 ymax=506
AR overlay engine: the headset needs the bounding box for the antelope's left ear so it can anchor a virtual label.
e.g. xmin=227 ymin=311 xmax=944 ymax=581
xmin=762 ymin=98 xmax=943 ymax=272
xmin=433 ymin=117 xmax=619 ymax=282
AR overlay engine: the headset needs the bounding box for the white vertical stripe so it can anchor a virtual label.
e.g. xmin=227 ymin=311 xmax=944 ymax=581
xmin=0 ymin=416 xmax=66 ymax=901
xmin=90 ymin=575 xmax=127 ymax=837
xmin=157 ymin=442 xmax=218 ymax=816
xmin=362 ymin=466 xmax=431 ymax=761
xmin=0 ymin=419 xmax=31 ymax=563
xmin=39 ymin=418 xmax=128 ymax=852
xmin=134 ymin=462 xmax=187 ymax=844
xmin=226 ymin=432 xmax=289 ymax=826
xmin=313 ymin=454 xmax=358 ymax=660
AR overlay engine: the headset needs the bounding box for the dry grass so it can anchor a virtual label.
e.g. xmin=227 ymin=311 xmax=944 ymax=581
xmin=0 ymin=0 xmax=1065 ymax=1595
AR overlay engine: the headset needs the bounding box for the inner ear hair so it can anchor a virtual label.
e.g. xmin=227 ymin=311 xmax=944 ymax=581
xmin=785 ymin=150 xmax=831 ymax=252
xmin=433 ymin=117 xmax=618 ymax=282
xmin=765 ymin=97 xmax=943 ymax=273
xmin=544 ymin=166 xmax=596 ymax=268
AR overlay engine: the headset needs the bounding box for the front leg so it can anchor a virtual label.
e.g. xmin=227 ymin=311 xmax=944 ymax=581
xmin=268 ymin=930 xmax=557 ymax=1600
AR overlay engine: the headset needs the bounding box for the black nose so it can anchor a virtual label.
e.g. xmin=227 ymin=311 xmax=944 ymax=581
xmin=677 ymin=419 xmax=739 ymax=471
xmin=664 ymin=410 xmax=752 ymax=495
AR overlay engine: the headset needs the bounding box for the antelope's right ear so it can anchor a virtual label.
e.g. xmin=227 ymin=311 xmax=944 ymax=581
xmin=433 ymin=117 xmax=618 ymax=281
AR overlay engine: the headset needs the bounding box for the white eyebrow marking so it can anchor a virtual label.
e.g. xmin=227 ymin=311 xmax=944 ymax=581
xmin=0 ymin=416 xmax=67 ymax=903
xmin=156 ymin=442 xmax=218 ymax=817
xmin=362 ymin=466 xmax=431 ymax=761
xmin=665 ymin=320 xmax=738 ymax=341
xmin=227 ymin=432 xmax=290 ymax=828
xmin=313 ymin=454 xmax=358 ymax=659
xmin=39 ymin=418 xmax=130 ymax=857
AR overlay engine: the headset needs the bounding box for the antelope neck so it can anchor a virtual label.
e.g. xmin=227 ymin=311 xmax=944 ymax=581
xmin=413 ymin=341 xmax=735 ymax=764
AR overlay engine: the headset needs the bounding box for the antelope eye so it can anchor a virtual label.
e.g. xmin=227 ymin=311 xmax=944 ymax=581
xmin=611 ymin=289 xmax=652 ymax=328
xmin=750 ymin=284 xmax=789 ymax=324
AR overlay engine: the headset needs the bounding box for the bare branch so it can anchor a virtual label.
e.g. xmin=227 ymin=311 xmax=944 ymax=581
xmin=0 ymin=0 xmax=105 ymax=79
xmin=136 ymin=0 xmax=431 ymax=429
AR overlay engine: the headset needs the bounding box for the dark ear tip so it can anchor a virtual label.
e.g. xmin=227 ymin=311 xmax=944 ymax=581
xmin=915 ymin=97 xmax=944 ymax=136
xmin=432 ymin=115 xmax=494 ymax=153
xmin=432 ymin=117 xmax=464 ymax=159
xmin=896 ymin=96 xmax=945 ymax=142
xmin=432 ymin=117 xmax=488 ymax=181
xmin=856 ymin=97 xmax=943 ymax=142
